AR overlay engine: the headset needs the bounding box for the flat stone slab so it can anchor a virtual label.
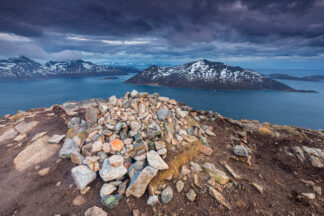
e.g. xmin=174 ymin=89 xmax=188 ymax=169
xmin=0 ymin=128 xmax=18 ymax=143
xmin=14 ymin=136 xmax=60 ymax=171
xmin=15 ymin=121 xmax=39 ymax=134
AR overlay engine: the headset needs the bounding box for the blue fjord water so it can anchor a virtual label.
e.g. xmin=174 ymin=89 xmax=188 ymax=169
xmin=0 ymin=72 xmax=323 ymax=129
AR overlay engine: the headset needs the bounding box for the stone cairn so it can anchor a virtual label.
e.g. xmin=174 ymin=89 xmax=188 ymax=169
xmin=59 ymin=90 xmax=216 ymax=209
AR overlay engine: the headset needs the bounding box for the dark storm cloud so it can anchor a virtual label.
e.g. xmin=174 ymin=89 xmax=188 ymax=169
xmin=0 ymin=0 xmax=324 ymax=62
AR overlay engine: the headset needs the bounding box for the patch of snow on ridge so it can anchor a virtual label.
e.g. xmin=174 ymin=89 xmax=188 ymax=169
xmin=0 ymin=63 xmax=15 ymax=70
xmin=82 ymin=63 xmax=92 ymax=70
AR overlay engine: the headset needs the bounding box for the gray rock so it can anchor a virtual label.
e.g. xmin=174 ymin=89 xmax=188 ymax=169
xmin=99 ymin=104 xmax=108 ymax=114
xmin=71 ymin=165 xmax=97 ymax=191
xmin=309 ymin=155 xmax=324 ymax=168
xmin=86 ymin=107 xmax=98 ymax=127
xmin=119 ymin=128 xmax=127 ymax=140
xmin=200 ymin=124 xmax=208 ymax=130
xmin=200 ymin=136 xmax=208 ymax=146
xmin=84 ymin=206 xmax=107 ymax=216
xmin=189 ymin=162 xmax=202 ymax=172
xmin=314 ymin=148 xmax=324 ymax=160
xmin=176 ymin=180 xmax=185 ymax=193
xmin=186 ymin=189 xmax=196 ymax=201
xmin=176 ymin=108 xmax=187 ymax=118
xmin=134 ymin=132 xmax=143 ymax=141
xmin=59 ymin=138 xmax=80 ymax=158
xmin=68 ymin=117 xmax=81 ymax=128
xmin=302 ymin=146 xmax=319 ymax=157
xmin=161 ymin=186 xmax=173 ymax=204
xmin=203 ymin=163 xmax=229 ymax=185
xmin=48 ymin=134 xmax=65 ymax=144
xmin=290 ymin=146 xmax=305 ymax=162
xmin=122 ymin=99 xmax=131 ymax=108
xmin=147 ymin=195 xmax=159 ymax=206
xmin=108 ymin=95 xmax=117 ymax=106
xmin=138 ymin=103 xmax=146 ymax=116
xmin=147 ymin=150 xmax=169 ymax=170
xmin=99 ymin=159 xmax=127 ymax=182
xmin=126 ymin=166 xmax=158 ymax=198
xmin=232 ymin=145 xmax=248 ymax=157
xmin=101 ymin=194 xmax=122 ymax=209
xmin=157 ymin=148 xmax=167 ymax=155
xmin=100 ymin=183 xmax=117 ymax=198
xmin=80 ymin=119 xmax=88 ymax=129
xmin=158 ymin=96 xmax=169 ymax=102
xmin=62 ymin=101 xmax=79 ymax=114
xmin=97 ymin=151 xmax=107 ymax=164
xmin=156 ymin=108 xmax=169 ymax=120
xmin=147 ymin=122 xmax=162 ymax=139
xmin=132 ymin=160 xmax=146 ymax=171
xmin=114 ymin=122 xmax=123 ymax=131
xmin=71 ymin=152 xmax=85 ymax=165
xmin=164 ymin=122 xmax=175 ymax=135
xmin=130 ymin=90 xmax=138 ymax=98
xmin=130 ymin=121 xmax=141 ymax=132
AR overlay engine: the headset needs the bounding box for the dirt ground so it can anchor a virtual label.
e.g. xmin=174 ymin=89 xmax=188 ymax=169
xmin=0 ymin=106 xmax=323 ymax=216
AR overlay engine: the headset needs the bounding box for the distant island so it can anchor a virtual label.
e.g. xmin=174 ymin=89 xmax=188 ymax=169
xmin=125 ymin=59 xmax=317 ymax=93
xmin=269 ymin=74 xmax=324 ymax=82
xmin=102 ymin=77 xmax=119 ymax=80
xmin=0 ymin=56 xmax=139 ymax=81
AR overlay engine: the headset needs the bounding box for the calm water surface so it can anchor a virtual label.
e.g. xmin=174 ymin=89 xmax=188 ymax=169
xmin=0 ymin=73 xmax=323 ymax=129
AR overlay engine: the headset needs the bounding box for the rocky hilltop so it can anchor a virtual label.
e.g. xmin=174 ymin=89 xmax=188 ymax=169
xmin=0 ymin=91 xmax=323 ymax=216
xmin=126 ymin=59 xmax=317 ymax=92
xmin=0 ymin=56 xmax=138 ymax=81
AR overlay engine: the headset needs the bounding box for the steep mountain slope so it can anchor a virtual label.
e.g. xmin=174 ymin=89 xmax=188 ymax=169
xmin=126 ymin=59 xmax=308 ymax=91
xmin=0 ymin=56 xmax=45 ymax=80
xmin=0 ymin=56 xmax=138 ymax=81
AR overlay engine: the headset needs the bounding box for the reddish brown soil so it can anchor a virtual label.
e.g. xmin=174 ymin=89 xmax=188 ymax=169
xmin=0 ymin=107 xmax=323 ymax=216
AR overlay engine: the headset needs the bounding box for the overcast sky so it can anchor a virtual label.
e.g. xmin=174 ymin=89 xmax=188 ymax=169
xmin=0 ymin=0 xmax=324 ymax=68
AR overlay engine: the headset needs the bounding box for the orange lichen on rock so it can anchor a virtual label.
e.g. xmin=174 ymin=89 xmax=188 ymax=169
xmin=110 ymin=139 xmax=124 ymax=151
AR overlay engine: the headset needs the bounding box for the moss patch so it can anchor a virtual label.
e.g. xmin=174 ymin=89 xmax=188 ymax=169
xmin=150 ymin=140 xmax=202 ymax=189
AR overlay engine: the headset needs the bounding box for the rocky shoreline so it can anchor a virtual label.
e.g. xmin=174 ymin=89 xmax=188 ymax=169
xmin=0 ymin=91 xmax=323 ymax=215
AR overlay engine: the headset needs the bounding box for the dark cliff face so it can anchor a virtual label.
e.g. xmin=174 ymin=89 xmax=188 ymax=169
xmin=0 ymin=56 xmax=139 ymax=81
xmin=125 ymin=59 xmax=297 ymax=91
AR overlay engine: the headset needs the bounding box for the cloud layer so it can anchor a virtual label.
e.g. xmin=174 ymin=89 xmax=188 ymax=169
xmin=0 ymin=0 xmax=324 ymax=66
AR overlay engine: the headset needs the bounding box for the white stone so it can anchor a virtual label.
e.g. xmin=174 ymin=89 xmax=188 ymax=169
xmin=48 ymin=134 xmax=65 ymax=144
xmin=147 ymin=150 xmax=169 ymax=170
xmin=71 ymin=165 xmax=97 ymax=191
xmin=100 ymin=183 xmax=117 ymax=198
xmin=99 ymin=159 xmax=127 ymax=182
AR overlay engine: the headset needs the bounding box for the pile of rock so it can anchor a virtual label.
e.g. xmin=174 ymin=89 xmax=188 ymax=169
xmin=58 ymin=90 xmax=215 ymax=209
xmin=284 ymin=145 xmax=324 ymax=168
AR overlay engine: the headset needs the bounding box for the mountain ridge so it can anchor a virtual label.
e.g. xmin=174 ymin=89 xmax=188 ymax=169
xmin=125 ymin=59 xmax=317 ymax=93
xmin=0 ymin=56 xmax=139 ymax=81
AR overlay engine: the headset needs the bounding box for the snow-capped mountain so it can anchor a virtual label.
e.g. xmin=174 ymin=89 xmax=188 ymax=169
xmin=126 ymin=59 xmax=298 ymax=91
xmin=0 ymin=56 xmax=138 ymax=81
